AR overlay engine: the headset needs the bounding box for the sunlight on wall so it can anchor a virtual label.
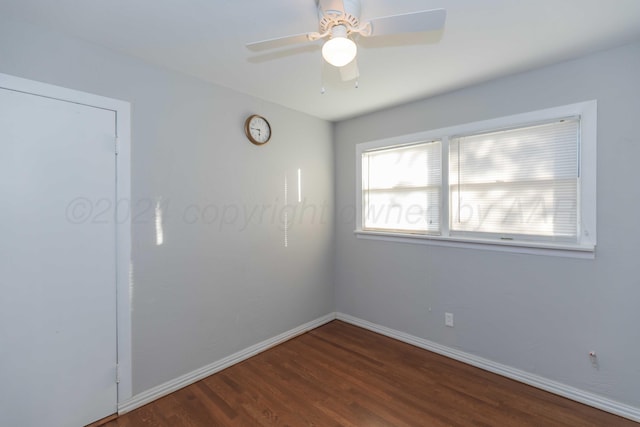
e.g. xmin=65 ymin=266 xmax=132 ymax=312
xmin=155 ymin=198 xmax=164 ymax=246
xmin=284 ymin=175 xmax=288 ymax=248
xmin=129 ymin=260 xmax=135 ymax=308
xmin=298 ymin=168 xmax=302 ymax=203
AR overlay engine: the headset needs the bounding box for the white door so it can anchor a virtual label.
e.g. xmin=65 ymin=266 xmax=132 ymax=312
xmin=0 ymin=87 xmax=118 ymax=426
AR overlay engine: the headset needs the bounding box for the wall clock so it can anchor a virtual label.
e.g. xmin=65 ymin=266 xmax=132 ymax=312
xmin=244 ymin=114 xmax=271 ymax=145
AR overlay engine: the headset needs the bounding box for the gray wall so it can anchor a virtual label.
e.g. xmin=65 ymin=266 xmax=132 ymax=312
xmin=334 ymin=41 xmax=640 ymax=408
xmin=0 ymin=20 xmax=334 ymax=395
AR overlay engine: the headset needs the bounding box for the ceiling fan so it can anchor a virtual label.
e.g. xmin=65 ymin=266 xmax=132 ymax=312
xmin=246 ymin=0 xmax=446 ymax=83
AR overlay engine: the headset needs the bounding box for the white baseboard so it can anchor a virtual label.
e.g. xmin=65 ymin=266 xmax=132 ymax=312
xmin=336 ymin=312 xmax=640 ymax=423
xmin=118 ymin=312 xmax=337 ymax=414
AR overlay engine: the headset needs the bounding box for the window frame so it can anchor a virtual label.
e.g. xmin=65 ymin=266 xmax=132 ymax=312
xmin=354 ymin=101 xmax=597 ymax=258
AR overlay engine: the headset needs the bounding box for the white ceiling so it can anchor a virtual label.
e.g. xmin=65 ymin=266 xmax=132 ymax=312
xmin=2 ymin=0 xmax=640 ymax=121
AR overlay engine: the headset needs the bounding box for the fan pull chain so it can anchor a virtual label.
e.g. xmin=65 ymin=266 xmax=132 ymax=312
xmin=320 ymin=54 xmax=327 ymax=94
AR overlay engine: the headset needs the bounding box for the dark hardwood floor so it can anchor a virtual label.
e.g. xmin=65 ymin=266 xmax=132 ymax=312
xmin=105 ymin=321 xmax=636 ymax=426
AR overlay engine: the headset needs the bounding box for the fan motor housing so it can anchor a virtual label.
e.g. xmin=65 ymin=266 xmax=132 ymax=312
xmin=318 ymin=0 xmax=361 ymax=33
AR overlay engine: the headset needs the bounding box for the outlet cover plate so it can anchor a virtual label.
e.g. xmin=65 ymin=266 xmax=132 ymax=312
xmin=445 ymin=312 xmax=454 ymax=327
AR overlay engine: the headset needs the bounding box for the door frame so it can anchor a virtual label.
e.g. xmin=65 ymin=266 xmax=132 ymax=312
xmin=0 ymin=72 xmax=133 ymax=403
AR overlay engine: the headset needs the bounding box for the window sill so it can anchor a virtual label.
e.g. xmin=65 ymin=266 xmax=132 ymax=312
xmin=354 ymin=230 xmax=595 ymax=259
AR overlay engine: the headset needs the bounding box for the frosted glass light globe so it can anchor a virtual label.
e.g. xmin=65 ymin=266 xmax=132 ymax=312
xmin=322 ymin=26 xmax=357 ymax=67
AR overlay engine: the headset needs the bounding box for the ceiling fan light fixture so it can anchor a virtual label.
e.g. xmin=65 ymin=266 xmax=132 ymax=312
xmin=322 ymin=25 xmax=357 ymax=67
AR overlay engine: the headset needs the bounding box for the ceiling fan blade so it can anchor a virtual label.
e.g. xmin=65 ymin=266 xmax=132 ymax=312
xmin=367 ymin=8 xmax=446 ymax=37
xmin=339 ymin=58 xmax=359 ymax=81
xmin=246 ymin=33 xmax=313 ymax=52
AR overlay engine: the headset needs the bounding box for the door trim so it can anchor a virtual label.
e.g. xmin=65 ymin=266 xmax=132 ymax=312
xmin=0 ymin=72 xmax=133 ymax=402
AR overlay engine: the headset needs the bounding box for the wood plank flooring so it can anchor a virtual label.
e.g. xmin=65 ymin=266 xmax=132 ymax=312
xmin=104 ymin=321 xmax=636 ymax=426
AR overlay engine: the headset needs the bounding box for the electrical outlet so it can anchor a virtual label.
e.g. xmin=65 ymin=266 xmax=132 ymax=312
xmin=445 ymin=312 xmax=454 ymax=327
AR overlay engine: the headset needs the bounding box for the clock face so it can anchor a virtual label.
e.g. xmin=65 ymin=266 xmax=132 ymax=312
xmin=246 ymin=115 xmax=271 ymax=145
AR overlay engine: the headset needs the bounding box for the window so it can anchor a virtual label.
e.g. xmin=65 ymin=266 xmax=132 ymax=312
xmin=355 ymin=101 xmax=596 ymax=257
xmin=449 ymin=119 xmax=579 ymax=242
xmin=362 ymin=141 xmax=441 ymax=234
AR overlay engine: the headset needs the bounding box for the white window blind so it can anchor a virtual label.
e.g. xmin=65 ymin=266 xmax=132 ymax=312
xmin=449 ymin=119 xmax=579 ymax=241
xmin=362 ymin=141 xmax=441 ymax=233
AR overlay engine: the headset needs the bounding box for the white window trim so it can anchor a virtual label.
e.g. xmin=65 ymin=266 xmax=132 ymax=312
xmin=354 ymin=101 xmax=597 ymax=259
